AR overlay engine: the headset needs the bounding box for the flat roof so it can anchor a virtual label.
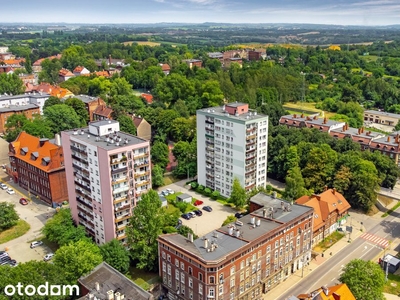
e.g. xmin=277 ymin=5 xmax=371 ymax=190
xmin=0 ymin=93 xmax=50 ymax=100
xmin=364 ymin=110 xmax=400 ymax=119
xmin=0 ymin=103 xmax=39 ymax=112
xmin=63 ymin=126 xmax=148 ymax=151
xmin=68 ymin=94 xmax=99 ymax=104
xmin=160 ymin=193 xmax=312 ymax=263
xmin=197 ymin=105 xmax=268 ymax=122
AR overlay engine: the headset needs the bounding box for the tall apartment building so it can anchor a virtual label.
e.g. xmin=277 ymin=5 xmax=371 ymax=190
xmin=61 ymin=120 xmax=151 ymax=245
xmin=158 ymin=193 xmax=314 ymax=300
xmin=197 ymin=103 xmax=269 ymax=198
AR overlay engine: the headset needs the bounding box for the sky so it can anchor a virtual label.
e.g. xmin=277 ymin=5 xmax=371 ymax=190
xmin=2 ymin=0 xmax=400 ymax=26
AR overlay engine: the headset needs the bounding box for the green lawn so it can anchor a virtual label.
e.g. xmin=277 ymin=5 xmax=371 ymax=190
xmin=313 ymin=231 xmax=345 ymax=253
xmin=0 ymin=220 xmax=30 ymax=244
xmin=384 ymin=273 xmax=400 ymax=295
xmin=127 ymin=266 xmax=159 ymax=291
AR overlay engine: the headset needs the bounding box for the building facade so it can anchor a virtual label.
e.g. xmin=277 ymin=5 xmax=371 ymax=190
xmin=0 ymin=104 xmax=40 ymax=134
xmin=0 ymin=92 xmax=49 ymax=113
xmin=8 ymin=132 xmax=68 ymax=206
xmin=197 ymin=103 xmax=269 ymax=198
xmin=61 ymin=120 xmax=151 ymax=245
xmin=158 ymin=193 xmax=314 ymax=300
xmin=364 ymin=110 xmax=400 ymax=126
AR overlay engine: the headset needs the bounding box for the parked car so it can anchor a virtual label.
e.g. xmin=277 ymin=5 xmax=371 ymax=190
xmin=193 ymin=200 xmax=203 ymax=206
xmin=43 ymin=253 xmax=54 ymax=261
xmin=0 ymin=257 xmax=11 ymax=265
xmin=0 ymin=183 xmax=7 ymax=190
xmin=30 ymin=241 xmax=43 ymax=249
xmin=181 ymin=213 xmax=191 ymax=220
xmin=235 ymin=212 xmax=244 ymax=219
xmin=161 ymin=190 xmax=169 ymax=196
xmin=166 ymin=188 xmax=175 ymax=195
xmin=203 ymin=206 xmax=212 ymax=212
xmin=19 ymin=198 xmax=28 ymax=205
xmin=6 ymin=188 xmax=15 ymax=195
xmin=188 ymin=212 xmax=196 ymax=218
xmin=194 ymin=210 xmax=203 ymax=216
xmin=4 ymin=259 xmax=17 ymax=267
xmin=175 ymin=219 xmax=183 ymax=230
xmin=0 ymin=251 xmax=8 ymax=259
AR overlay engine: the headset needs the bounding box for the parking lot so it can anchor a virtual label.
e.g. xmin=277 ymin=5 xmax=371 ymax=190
xmin=0 ymin=177 xmax=53 ymax=263
xmin=159 ymin=180 xmax=238 ymax=237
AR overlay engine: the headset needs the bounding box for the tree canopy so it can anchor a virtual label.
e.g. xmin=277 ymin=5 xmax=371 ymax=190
xmin=0 ymin=202 xmax=19 ymax=231
xmin=100 ymin=239 xmax=130 ymax=274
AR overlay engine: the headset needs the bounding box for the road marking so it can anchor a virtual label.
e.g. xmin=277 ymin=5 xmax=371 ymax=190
xmin=360 ymin=233 xmax=389 ymax=249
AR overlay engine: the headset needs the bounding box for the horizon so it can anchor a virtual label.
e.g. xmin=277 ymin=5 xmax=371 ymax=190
xmin=1 ymin=0 xmax=400 ymax=26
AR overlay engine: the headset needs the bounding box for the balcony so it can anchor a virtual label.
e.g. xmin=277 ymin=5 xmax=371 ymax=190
xmin=136 ymin=180 xmax=150 ymax=187
xmin=70 ymin=145 xmax=87 ymax=154
xmin=246 ymin=133 xmax=257 ymax=140
xmin=76 ymin=197 xmax=92 ymax=209
xmin=205 ymin=125 xmax=214 ymax=130
xmin=246 ymin=183 xmax=256 ymax=190
xmin=246 ymin=126 xmax=256 ymax=132
xmin=115 ymin=203 xmax=131 ymax=212
xmin=134 ymin=152 xmax=149 ymax=160
xmin=246 ymin=160 xmax=256 ymax=167
xmin=111 ymin=166 xmax=128 ymax=174
xmin=75 ymin=180 xmax=91 ymax=192
xmin=115 ymin=212 xmax=131 ymax=222
xmin=205 ymin=132 xmax=214 ymax=138
xmin=247 ymin=139 xmax=256 ymax=146
xmin=112 ymin=185 xmax=130 ymax=194
xmin=117 ymin=234 xmax=126 ymax=240
xmin=245 ymin=168 xmax=256 ymax=175
xmin=77 ymin=206 xmax=93 ymax=218
xmin=116 ymin=222 xmax=128 ymax=230
xmin=71 ymin=153 xmax=88 ymax=164
xmin=134 ymin=170 xmax=150 ymax=178
xmin=134 ymin=160 xmax=149 ymax=168
xmin=205 ymin=118 xmax=214 ymax=124
xmin=246 ymin=153 xmax=256 ymax=160
xmin=246 ymin=146 xmax=256 ymax=152
xmin=112 ymin=176 xmax=128 ymax=184
xmin=110 ymin=159 xmax=120 ymax=165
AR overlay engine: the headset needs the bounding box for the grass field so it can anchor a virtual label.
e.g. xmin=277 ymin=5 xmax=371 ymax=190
xmin=128 ymin=266 xmax=159 ymax=291
xmin=384 ymin=273 xmax=400 ymax=295
xmin=283 ymin=102 xmax=337 ymax=119
xmin=361 ymin=55 xmax=380 ymax=62
xmin=0 ymin=220 xmax=30 ymax=244
xmin=123 ymin=41 xmax=161 ymax=47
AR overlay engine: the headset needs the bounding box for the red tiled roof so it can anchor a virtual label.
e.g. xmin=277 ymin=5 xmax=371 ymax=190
xmin=160 ymin=63 xmax=171 ymax=71
xmin=141 ymin=93 xmax=153 ymax=104
xmin=59 ymin=68 xmax=74 ymax=77
xmin=33 ymin=54 xmax=62 ymax=66
xmin=94 ymin=70 xmax=110 ymax=77
xmin=73 ymin=66 xmax=84 ymax=73
xmin=93 ymin=105 xmax=113 ymax=118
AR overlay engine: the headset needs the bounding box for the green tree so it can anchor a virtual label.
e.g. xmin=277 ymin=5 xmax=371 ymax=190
xmin=39 ymin=58 xmax=62 ymax=84
xmin=177 ymin=225 xmax=198 ymax=240
xmin=151 ymin=141 xmax=169 ymax=169
xmin=0 ymin=73 xmax=24 ymax=95
xmin=116 ymin=115 xmax=137 ymax=135
xmin=24 ymin=56 xmax=32 ymax=74
xmin=395 ymin=120 xmax=400 ymax=131
xmin=152 ymin=164 xmax=164 ymax=188
xmin=100 ymin=239 xmax=130 ymax=274
xmin=64 ymin=97 xmax=89 ymax=125
xmin=53 ymin=240 xmax=103 ymax=284
xmin=230 ymin=178 xmax=247 ymax=208
xmin=284 ymin=166 xmax=308 ymax=201
xmin=44 ymin=104 xmax=82 ymax=134
xmin=43 ymin=96 xmax=62 ymax=110
xmin=0 ymin=202 xmax=19 ymax=231
xmin=340 ymin=259 xmax=385 ymax=300
xmin=222 ymin=215 xmax=237 ymax=226
xmin=126 ymin=190 xmax=165 ymax=271
xmin=42 ymin=208 xmax=90 ymax=246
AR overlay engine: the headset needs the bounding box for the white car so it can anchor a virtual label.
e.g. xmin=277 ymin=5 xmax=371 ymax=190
xmin=166 ymin=188 xmax=175 ymax=195
xmin=6 ymin=188 xmax=15 ymax=195
xmin=0 ymin=183 xmax=7 ymax=190
xmin=30 ymin=241 xmax=43 ymax=248
xmin=188 ymin=212 xmax=196 ymax=218
xmin=43 ymin=253 xmax=54 ymax=261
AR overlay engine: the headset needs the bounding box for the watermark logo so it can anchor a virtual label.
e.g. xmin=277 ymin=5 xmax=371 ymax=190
xmin=4 ymin=282 xmax=79 ymax=297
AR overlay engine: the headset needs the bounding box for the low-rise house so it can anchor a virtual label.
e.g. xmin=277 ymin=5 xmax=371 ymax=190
xmin=8 ymin=132 xmax=68 ymax=207
xmin=93 ymin=105 xmax=113 ymax=121
xmin=141 ymin=93 xmax=153 ymax=105
xmin=329 ymin=124 xmax=385 ymax=150
xmin=295 ymin=188 xmax=351 ymax=245
xmin=369 ymin=134 xmax=400 ymax=166
xmin=160 ymin=63 xmax=171 ymax=75
xmin=18 ymin=73 xmax=36 ymax=85
xmin=78 ymin=262 xmax=154 ymax=300
xmin=364 ymin=109 xmax=400 ymax=126
xmin=32 ymin=54 xmax=62 ymax=73
xmin=176 ymin=193 xmax=192 ymax=203
xmin=68 ymin=95 xmax=108 ymax=122
xmin=73 ymin=66 xmax=90 ymax=76
xmin=132 ymin=115 xmax=151 ymax=141
xmin=223 ymin=57 xmax=243 ymax=68
xmin=59 ymin=68 xmax=74 ymax=82
xmin=182 ymin=59 xmax=202 ymax=69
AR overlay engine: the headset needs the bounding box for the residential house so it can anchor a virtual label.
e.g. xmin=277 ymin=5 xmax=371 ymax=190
xmin=61 ymin=120 xmax=151 ymax=245
xmin=247 ymin=50 xmax=263 ymax=61
xmin=197 ymin=103 xmax=269 ymax=197
xmin=93 ymin=105 xmax=113 ymax=121
xmin=78 ymin=262 xmax=154 ymax=300
xmin=295 ymin=283 xmax=355 ymax=300
xmin=0 ymin=92 xmax=49 ymax=113
xmin=132 ymin=115 xmax=151 ymax=141
xmin=8 ymin=132 xmax=68 ymax=207
xmin=69 ymin=95 xmax=108 ymax=122
xmin=94 ymin=70 xmax=111 ymax=78
xmin=364 ymin=110 xmax=400 ymax=126
xmin=32 ymin=54 xmax=62 ymax=73
xmin=369 ymin=134 xmax=400 ymax=166
xmin=141 ymin=93 xmax=153 ymax=105
xmin=0 ymin=47 xmax=9 ymax=54
xmin=59 ymin=68 xmax=74 ymax=82
xmin=0 ymin=66 xmax=14 ymax=74
xmin=18 ymin=73 xmax=36 ymax=85
xmin=329 ymin=124 xmax=385 ymax=150
xmin=279 ymin=114 xmax=345 ymax=133
xmin=0 ymin=53 xmax=15 ymax=61
xmin=223 ymin=49 xmax=247 ymax=59
xmin=224 ymin=57 xmax=243 ymax=68
xmin=160 ymin=63 xmax=171 ymax=75
xmin=73 ymin=66 xmax=90 ymax=76
xmin=295 ymin=188 xmax=351 ymax=245
xmin=29 ymin=82 xmax=73 ymax=98
xmin=182 ymin=59 xmax=202 ymax=69
xmin=207 ymin=52 xmax=223 ymax=60
xmin=0 ymin=104 xmax=40 ymax=134
xmin=158 ymin=192 xmax=314 ymax=300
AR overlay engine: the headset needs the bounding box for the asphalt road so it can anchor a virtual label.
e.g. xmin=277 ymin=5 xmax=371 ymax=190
xmin=280 ymin=209 xmax=400 ymax=299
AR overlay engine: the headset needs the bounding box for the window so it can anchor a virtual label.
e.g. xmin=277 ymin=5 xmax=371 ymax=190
xmin=266 ymin=255 xmax=270 ymax=264
xmin=199 ymin=273 xmax=203 ymax=281
xmin=275 ymin=241 xmax=279 ymax=248
xmin=181 ymin=273 xmax=185 ymax=283
xmin=175 ymin=258 xmax=179 ymax=267
xmin=167 ymin=254 xmax=171 ymax=262
xmin=230 ymin=278 xmax=235 ymax=288
xmin=175 ymin=270 xmax=180 ymax=280
xmin=199 ymin=284 xmax=203 ymax=295
xmin=219 ymin=274 xmax=224 ymax=283
xmin=167 ymin=265 xmax=171 ymax=275
xmin=208 ymin=288 xmax=215 ymax=297
xmin=209 ymin=276 xmax=215 ymax=284
xmin=230 ymin=266 xmax=235 ymax=275
xmin=162 ymin=252 xmax=166 ymax=259
xmin=189 ymin=278 xmax=193 ymax=288
xmin=181 ymin=262 xmax=184 ymax=270
xmin=219 ymin=284 xmax=223 ymax=295
xmin=240 ymin=260 xmax=245 ymax=269
xmin=240 ymin=271 xmax=244 ymax=281
xmin=162 ymin=262 xmax=166 ymax=272
xmin=267 ymin=245 xmax=271 ymax=253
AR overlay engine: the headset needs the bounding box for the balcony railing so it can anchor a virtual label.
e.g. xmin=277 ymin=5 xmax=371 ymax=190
xmin=75 ymin=179 xmax=91 ymax=192
xmin=134 ymin=152 xmax=149 ymax=160
xmin=76 ymin=197 xmax=92 ymax=209
xmin=246 ymin=134 xmax=257 ymax=140
xmin=111 ymin=166 xmax=128 ymax=174
xmin=70 ymin=145 xmax=87 ymax=154
xmin=136 ymin=180 xmax=150 ymax=187
xmin=134 ymin=171 xmax=150 ymax=178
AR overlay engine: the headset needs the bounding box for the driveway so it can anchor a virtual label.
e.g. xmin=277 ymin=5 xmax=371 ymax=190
xmin=0 ymin=178 xmax=54 ymax=263
xmin=160 ymin=180 xmax=238 ymax=237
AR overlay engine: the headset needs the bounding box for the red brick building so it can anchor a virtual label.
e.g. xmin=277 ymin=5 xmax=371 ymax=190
xmin=0 ymin=104 xmax=40 ymax=134
xmin=158 ymin=193 xmax=314 ymax=300
xmin=8 ymin=132 xmax=68 ymax=207
xmin=182 ymin=59 xmax=202 ymax=69
xmin=295 ymin=188 xmax=351 ymax=245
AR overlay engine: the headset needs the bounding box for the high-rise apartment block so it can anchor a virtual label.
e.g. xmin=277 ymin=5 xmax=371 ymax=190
xmin=197 ymin=103 xmax=269 ymax=198
xmin=61 ymin=120 xmax=151 ymax=245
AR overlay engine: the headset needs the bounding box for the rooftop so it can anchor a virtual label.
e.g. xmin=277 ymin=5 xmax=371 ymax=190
xmin=63 ymin=120 xmax=148 ymax=151
xmin=160 ymin=193 xmax=312 ymax=264
xmin=0 ymin=103 xmax=39 ymax=113
xmin=197 ymin=103 xmax=267 ymax=122
xmin=0 ymin=92 xmax=50 ymax=100
xmin=78 ymin=262 xmax=153 ymax=300
xmin=364 ymin=109 xmax=400 ymax=119
xmin=70 ymin=94 xmax=100 ymax=104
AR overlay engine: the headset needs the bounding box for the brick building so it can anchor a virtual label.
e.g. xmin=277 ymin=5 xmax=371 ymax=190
xmin=8 ymin=132 xmax=68 ymax=206
xmin=182 ymin=59 xmax=202 ymax=69
xmin=158 ymin=193 xmax=314 ymax=300
xmin=0 ymin=104 xmax=40 ymax=134
xmin=295 ymin=188 xmax=350 ymax=245
xmin=68 ymin=95 xmax=108 ymax=122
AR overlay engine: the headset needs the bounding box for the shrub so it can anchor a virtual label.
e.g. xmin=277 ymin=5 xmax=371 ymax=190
xmin=211 ymin=190 xmax=220 ymax=200
xmin=175 ymin=201 xmax=188 ymax=213
xmin=190 ymin=182 xmax=198 ymax=189
xmin=204 ymin=188 xmax=212 ymax=196
xmin=197 ymin=185 xmax=205 ymax=192
xmin=266 ymin=185 xmax=272 ymax=193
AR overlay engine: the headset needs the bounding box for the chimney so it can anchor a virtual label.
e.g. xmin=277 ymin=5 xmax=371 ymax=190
xmin=109 ymin=54 xmax=112 ymax=66
xmin=387 ymin=136 xmax=391 ymax=142
xmin=95 ymin=282 xmax=100 ymax=291
xmin=301 ymin=113 xmax=304 ymax=118
xmin=332 ymin=188 xmax=336 ymax=195
xmin=332 ymin=292 xmax=341 ymax=300
xmin=107 ymin=290 xmax=114 ymax=300
xmin=358 ymin=128 xmax=361 ymax=134
xmin=361 ymin=126 xmax=364 ymax=133
xmin=114 ymin=292 xmax=121 ymax=300
xmin=293 ymin=113 xmax=297 ymax=118
xmin=324 ymin=185 xmax=328 ymax=191
xmin=323 ymin=117 xmax=327 ymax=124
xmin=313 ymin=115 xmax=317 ymax=120
xmin=55 ymin=133 xmax=61 ymax=146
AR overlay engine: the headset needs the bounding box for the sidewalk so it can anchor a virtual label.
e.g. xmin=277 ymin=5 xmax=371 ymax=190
xmin=266 ymin=201 xmax=400 ymax=300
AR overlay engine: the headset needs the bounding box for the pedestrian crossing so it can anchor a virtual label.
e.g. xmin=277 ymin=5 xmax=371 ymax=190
xmin=360 ymin=233 xmax=389 ymax=248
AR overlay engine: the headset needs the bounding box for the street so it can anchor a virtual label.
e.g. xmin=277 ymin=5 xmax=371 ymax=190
xmin=278 ymin=208 xmax=400 ymax=299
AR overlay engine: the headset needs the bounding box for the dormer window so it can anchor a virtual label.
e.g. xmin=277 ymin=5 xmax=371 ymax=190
xmin=41 ymin=157 xmax=50 ymax=166
xmin=30 ymin=152 xmax=39 ymax=161
xmin=20 ymin=147 xmax=28 ymax=156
